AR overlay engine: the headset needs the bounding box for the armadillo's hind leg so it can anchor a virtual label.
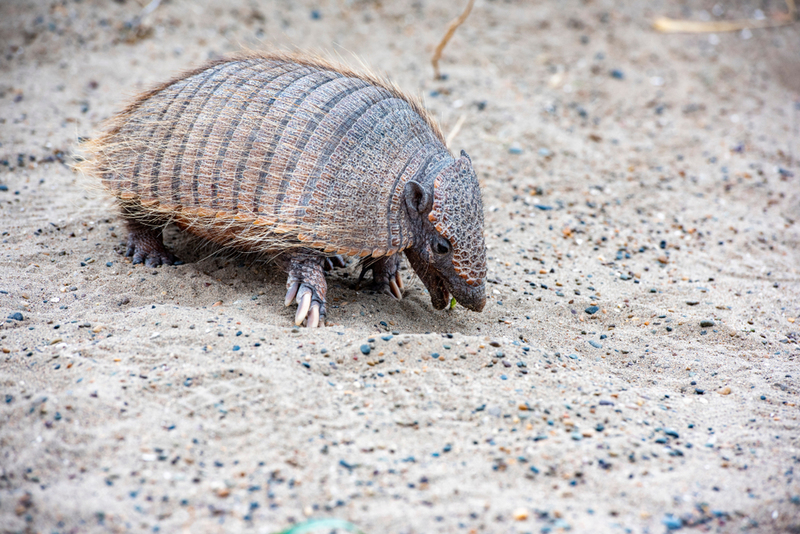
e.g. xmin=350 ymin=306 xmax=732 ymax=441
xmin=323 ymin=255 xmax=347 ymax=272
xmin=358 ymin=254 xmax=404 ymax=300
xmin=281 ymin=253 xmax=328 ymax=328
xmin=124 ymin=219 xmax=179 ymax=268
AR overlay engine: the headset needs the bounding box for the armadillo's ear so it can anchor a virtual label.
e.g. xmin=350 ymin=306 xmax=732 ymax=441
xmin=404 ymin=181 xmax=431 ymax=216
xmin=460 ymin=149 xmax=471 ymax=163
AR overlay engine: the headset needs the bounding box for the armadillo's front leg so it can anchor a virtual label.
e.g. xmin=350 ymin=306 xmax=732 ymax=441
xmin=358 ymin=254 xmax=404 ymax=300
xmin=280 ymin=252 xmax=328 ymax=328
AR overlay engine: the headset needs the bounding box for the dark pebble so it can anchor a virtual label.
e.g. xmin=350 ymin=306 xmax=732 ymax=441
xmin=588 ymin=340 xmax=602 ymax=348
xmin=664 ymin=428 xmax=679 ymax=438
xmin=534 ymin=204 xmax=553 ymax=211
xmin=585 ymin=305 xmax=599 ymax=315
xmin=360 ymin=344 xmax=371 ymax=355
xmin=700 ymin=320 xmax=715 ymax=327
xmin=381 ymin=335 xmax=393 ymax=341
xmin=695 ymin=388 xmax=705 ymax=395
xmin=232 ymin=345 xmax=240 ymax=351
xmin=8 ymin=312 xmax=23 ymax=321
xmin=302 ymin=362 xmax=311 ymax=369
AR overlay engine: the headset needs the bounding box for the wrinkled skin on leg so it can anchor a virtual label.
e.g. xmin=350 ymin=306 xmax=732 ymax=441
xmin=358 ymin=255 xmax=404 ymax=300
xmin=279 ymin=252 xmax=331 ymax=328
xmin=124 ymin=220 xmax=178 ymax=267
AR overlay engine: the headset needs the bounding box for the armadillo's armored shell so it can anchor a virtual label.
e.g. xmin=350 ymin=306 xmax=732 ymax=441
xmin=428 ymin=152 xmax=487 ymax=287
xmin=85 ymin=54 xmax=450 ymax=258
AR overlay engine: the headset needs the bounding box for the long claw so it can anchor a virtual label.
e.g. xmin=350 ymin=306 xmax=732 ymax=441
xmin=389 ymin=278 xmax=402 ymax=300
xmin=323 ymin=258 xmax=334 ymax=271
xmin=285 ymin=282 xmax=300 ymax=307
xmin=307 ymin=303 xmax=320 ymax=328
xmin=395 ymin=272 xmax=404 ymax=290
xmin=332 ymin=255 xmax=346 ymax=268
xmin=295 ymin=292 xmax=312 ymax=325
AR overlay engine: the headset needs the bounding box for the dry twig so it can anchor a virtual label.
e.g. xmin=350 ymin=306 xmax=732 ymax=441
xmin=431 ymin=0 xmax=475 ymax=80
xmin=446 ymin=114 xmax=467 ymax=149
xmin=654 ymin=0 xmax=796 ymax=33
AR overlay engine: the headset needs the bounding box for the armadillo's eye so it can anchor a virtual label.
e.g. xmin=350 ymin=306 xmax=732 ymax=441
xmin=432 ymin=236 xmax=451 ymax=255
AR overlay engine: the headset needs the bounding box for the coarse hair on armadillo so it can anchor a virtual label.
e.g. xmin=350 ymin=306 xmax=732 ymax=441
xmin=77 ymin=51 xmax=454 ymax=260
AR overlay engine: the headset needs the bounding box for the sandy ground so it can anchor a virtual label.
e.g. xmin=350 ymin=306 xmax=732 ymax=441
xmin=1 ymin=0 xmax=799 ymax=533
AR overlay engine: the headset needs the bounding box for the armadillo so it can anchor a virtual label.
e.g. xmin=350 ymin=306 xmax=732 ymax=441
xmin=79 ymin=53 xmax=487 ymax=327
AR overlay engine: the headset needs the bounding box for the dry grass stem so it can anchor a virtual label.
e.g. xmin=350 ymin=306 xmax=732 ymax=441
xmin=654 ymin=0 xmax=796 ymax=33
xmin=446 ymin=114 xmax=467 ymax=149
xmin=431 ymin=0 xmax=475 ymax=80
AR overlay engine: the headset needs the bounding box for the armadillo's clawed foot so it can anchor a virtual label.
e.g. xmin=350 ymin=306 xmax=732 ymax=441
xmin=359 ymin=255 xmax=404 ymax=300
xmin=125 ymin=220 xmax=178 ymax=268
xmin=307 ymin=302 xmax=323 ymax=328
xmin=281 ymin=253 xmax=329 ymax=328
xmin=286 ymin=283 xmax=326 ymax=327
xmin=323 ymin=255 xmax=347 ymax=271
xmin=389 ymin=276 xmax=402 ymax=300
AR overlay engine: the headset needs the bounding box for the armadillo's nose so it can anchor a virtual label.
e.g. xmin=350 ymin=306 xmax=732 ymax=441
xmin=462 ymin=295 xmax=486 ymax=312
xmin=455 ymin=285 xmax=486 ymax=312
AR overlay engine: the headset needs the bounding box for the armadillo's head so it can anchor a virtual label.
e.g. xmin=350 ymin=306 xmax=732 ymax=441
xmin=404 ymin=150 xmax=486 ymax=312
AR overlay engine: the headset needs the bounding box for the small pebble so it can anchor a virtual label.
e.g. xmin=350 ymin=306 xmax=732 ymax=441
xmin=8 ymin=312 xmax=23 ymax=321
xmin=700 ymin=320 xmax=715 ymax=327
xmin=585 ymin=305 xmax=599 ymax=315
xmin=610 ymin=69 xmax=624 ymax=79
xmin=512 ymin=508 xmax=529 ymax=521
xmin=360 ymin=344 xmax=371 ymax=355
xmin=662 ymin=514 xmax=682 ymax=530
xmin=588 ymin=340 xmax=602 ymax=348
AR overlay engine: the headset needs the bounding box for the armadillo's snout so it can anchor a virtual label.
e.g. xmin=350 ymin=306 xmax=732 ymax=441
xmin=453 ymin=282 xmax=486 ymax=313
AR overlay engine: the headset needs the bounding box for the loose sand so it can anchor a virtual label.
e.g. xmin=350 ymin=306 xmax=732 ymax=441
xmin=1 ymin=1 xmax=798 ymax=532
